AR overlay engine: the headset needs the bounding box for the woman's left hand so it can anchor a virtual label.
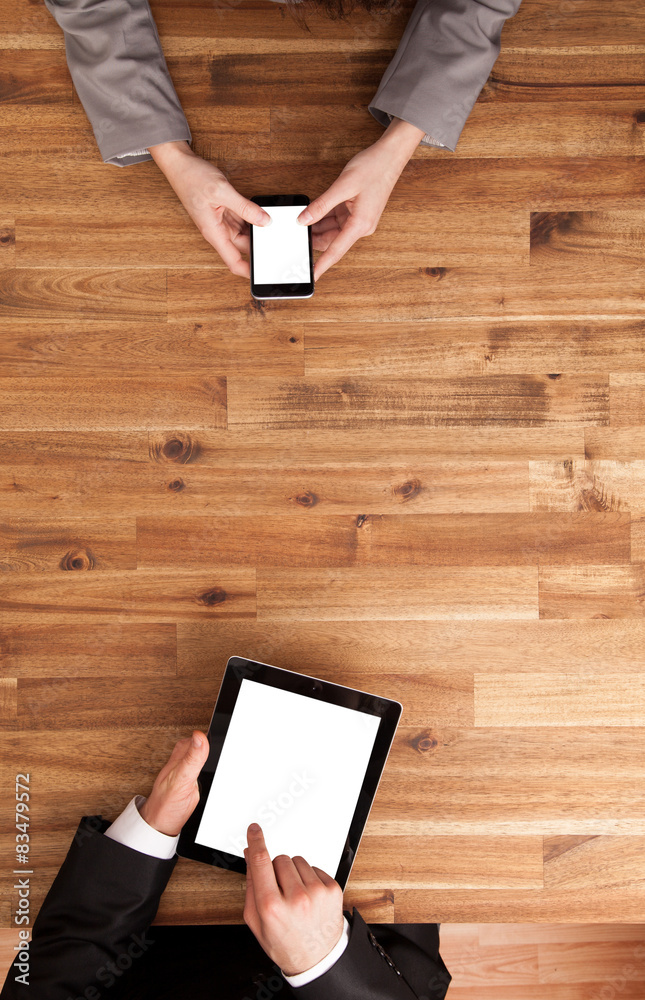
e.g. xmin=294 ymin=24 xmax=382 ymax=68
xmin=297 ymin=119 xmax=425 ymax=281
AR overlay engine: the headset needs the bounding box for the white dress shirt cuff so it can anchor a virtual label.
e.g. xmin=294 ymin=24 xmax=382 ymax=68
xmin=281 ymin=916 xmax=351 ymax=986
xmin=103 ymin=794 xmax=179 ymax=861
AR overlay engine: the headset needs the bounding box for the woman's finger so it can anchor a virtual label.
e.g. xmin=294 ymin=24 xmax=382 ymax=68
xmin=298 ymin=177 xmax=356 ymax=227
xmin=313 ymin=214 xmax=370 ymax=281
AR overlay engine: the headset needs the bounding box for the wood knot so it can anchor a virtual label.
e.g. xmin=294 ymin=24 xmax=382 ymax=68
xmin=547 ymin=373 xmax=561 ymax=379
xmin=60 ymin=548 xmax=94 ymax=571
xmin=289 ymin=336 xmax=298 ymax=344
xmin=0 ymin=229 xmax=15 ymax=246
xmin=356 ymin=514 xmax=368 ymax=527
xmin=197 ymin=588 xmax=227 ymax=606
xmin=422 ymin=267 xmax=446 ymax=279
xmin=294 ymin=491 xmax=318 ymax=508
xmin=167 ymin=478 xmax=185 ymax=493
xmin=409 ymin=730 xmax=438 ymax=754
xmin=634 ymin=110 xmax=645 ymax=124
xmin=393 ymin=478 xmax=422 ymax=502
xmin=149 ymin=433 xmax=200 ymax=465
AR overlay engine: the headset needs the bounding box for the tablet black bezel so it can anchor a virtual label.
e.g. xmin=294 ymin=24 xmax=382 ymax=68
xmin=177 ymin=656 xmax=402 ymax=889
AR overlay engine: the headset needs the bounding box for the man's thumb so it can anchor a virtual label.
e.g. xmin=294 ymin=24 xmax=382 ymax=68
xmin=190 ymin=731 xmax=207 ymax=753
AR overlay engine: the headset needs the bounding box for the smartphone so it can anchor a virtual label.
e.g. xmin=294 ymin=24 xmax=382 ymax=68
xmin=250 ymin=194 xmax=314 ymax=300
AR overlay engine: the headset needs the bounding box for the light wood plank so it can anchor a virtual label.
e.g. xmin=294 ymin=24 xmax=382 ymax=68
xmin=256 ymin=566 xmax=538 ymax=620
xmin=611 ymin=373 xmax=645 ymax=427
xmin=0 ymin=269 xmax=166 ymax=320
xmin=529 ymin=459 xmax=645 ymax=514
xmin=0 ymin=377 xmax=226 ymax=430
xmin=539 ymin=563 xmax=645 ymax=618
xmin=304 ymin=319 xmax=645 ymax=377
xmin=475 ymin=674 xmax=645 ymax=726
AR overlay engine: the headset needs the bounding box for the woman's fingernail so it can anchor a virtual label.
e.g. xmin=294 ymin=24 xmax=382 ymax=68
xmin=192 ymin=734 xmax=202 ymax=748
xmin=298 ymin=210 xmax=313 ymax=225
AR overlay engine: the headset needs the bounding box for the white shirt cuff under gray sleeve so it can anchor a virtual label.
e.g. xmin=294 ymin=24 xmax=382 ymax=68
xmin=281 ymin=916 xmax=351 ymax=986
xmin=104 ymin=794 xmax=179 ymax=860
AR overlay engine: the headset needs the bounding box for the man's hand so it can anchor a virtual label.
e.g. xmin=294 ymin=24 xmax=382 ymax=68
xmin=297 ymin=117 xmax=425 ymax=281
xmin=138 ymin=731 xmax=210 ymax=837
xmin=243 ymin=823 xmax=345 ymax=977
xmin=149 ymin=140 xmax=272 ymax=279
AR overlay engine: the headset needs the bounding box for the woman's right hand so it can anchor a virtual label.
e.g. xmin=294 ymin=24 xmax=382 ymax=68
xmin=149 ymin=140 xmax=272 ymax=278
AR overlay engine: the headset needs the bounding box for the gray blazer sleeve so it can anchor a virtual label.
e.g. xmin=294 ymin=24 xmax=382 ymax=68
xmin=43 ymin=0 xmax=192 ymax=167
xmin=369 ymin=0 xmax=523 ymax=150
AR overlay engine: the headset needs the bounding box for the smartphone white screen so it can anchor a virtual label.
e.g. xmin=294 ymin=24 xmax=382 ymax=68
xmin=195 ymin=678 xmax=381 ymax=876
xmin=252 ymin=205 xmax=311 ymax=285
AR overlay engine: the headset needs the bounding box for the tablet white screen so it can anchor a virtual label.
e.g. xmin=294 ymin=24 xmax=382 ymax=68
xmin=195 ymin=678 xmax=382 ymax=877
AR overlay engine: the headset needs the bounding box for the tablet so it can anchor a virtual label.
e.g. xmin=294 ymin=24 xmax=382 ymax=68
xmin=177 ymin=656 xmax=402 ymax=889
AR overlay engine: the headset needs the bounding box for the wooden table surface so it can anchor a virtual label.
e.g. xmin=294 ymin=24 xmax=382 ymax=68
xmin=0 ymin=0 xmax=644 ymax=926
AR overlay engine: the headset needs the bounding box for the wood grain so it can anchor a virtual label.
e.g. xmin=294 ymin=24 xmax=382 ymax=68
xmin=1 ymin=0 xmax=644 ymax=935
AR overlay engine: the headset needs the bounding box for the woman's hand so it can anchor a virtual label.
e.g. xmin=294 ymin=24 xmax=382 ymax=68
xmin=243 ymin=823 xmax=345 ymax=977
xmin=138 ymin=732 xmax=210 ymax=837
xmin=149 ymin=140 xmax=272 ymax=278
xmin=299 ymin=117 xmax=425 ymax=281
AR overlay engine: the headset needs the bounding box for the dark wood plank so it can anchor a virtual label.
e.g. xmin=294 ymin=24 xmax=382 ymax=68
xmin=0 ymin=377 xmax=226 ymax=430
xmin=0 ymin=623 xmax=176 ymax=676
xmin=531 ymin=210 xmax=645 ymax=265
xmin=0 ymin=518 xmax=136 ymax=571
xmin=0 ymin=222 xmax=14 ymax=265
xmin=226 ymin=375 xmax=608 ymax=430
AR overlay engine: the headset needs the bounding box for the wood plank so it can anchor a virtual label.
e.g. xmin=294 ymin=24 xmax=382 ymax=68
xmin=585 ymin=427 xmax=645 ymax=461
xmin=0 ymin=377 xmax=226 ymax=430
xmin=256 ymin=566 xmax=538 ymax=620
xmin=0 ymin=460 xmax=530 ymax=516
xmin=0 ymin=569 xmax=256 ymax=623
xmin=492 ymin=50 xmax=645 ymax=86
xmin=539 ymin=563 xmax=645 ymax=618
xmin=167 ymin=264 xmax=645 ymax=323
xmin=477 ymin=923 xmax=645 ymax=945
xmin=0 ymin=518 xmax=136 ymax=572
xmin=176 ymin=619 xmax=645 ymax=677
xmin=304 ymin=319 xmax=645 ymax=377
xmin=0 ymin=679 xmax=17 ymax=726
xmin=538 ymin=939 xmax=645 ymax=984
xmin=363 ymin=513 xmax=630 ymax=566
xmin=0 ymin=106 xmax=270 ymax=160
xmin=0 ymin=269 xmax=166 ymax=321
xmin=14 ymin=210 xmax=526 ymax=268
xmin=544 ymin=836 xmax=645 ymax=893
xmin=0 ymin=623 xmax=176 ymax=677
xmin=137 ymin=515 xmax=360 ymax=568
xmin=11 ymin=671 xmax=470 ymax=731
xmin=11 ymin=676 xmax=223 ymax=730
xmin=611 ymin=373 xmax=645 ymax=426
xmin=270 ymin=103 xmax=645 ymax=160
xmin=530 ymin=210 xmax=645 ymax=265
xmin=529 ymin=459 xmax=645 ymax=514
xmin=0 ymin=222 xmax=14 ymax=265
xmin=349 ymin=835 xmax=544 ymax=889
xmin=475 ymin=674 xmax=645 ymax=726
xmin=138 ymin=512 xmax=629 ymax=568
xmin=632 ymin=516 xmax=645 ymax=562
xmin=226 ymin=375 xmax=608 ymax=430
xmin=5 ymin=156 xmax=645 ymax=214
xmin=0 ymin=321 xmax=304 ymax=376
xmin=393 ymin=886 xmax=645 ymax=922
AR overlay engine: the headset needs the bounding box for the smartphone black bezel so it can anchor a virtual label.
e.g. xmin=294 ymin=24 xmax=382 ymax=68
xmin=250 ymin=194 xmax=314 ymax=299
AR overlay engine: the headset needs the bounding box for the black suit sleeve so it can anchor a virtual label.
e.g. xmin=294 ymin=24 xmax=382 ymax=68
xmin=288 ymin=907 xmax=451 ymax=999
xmin=0 ymin=815 xmax=177 ymax=1000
